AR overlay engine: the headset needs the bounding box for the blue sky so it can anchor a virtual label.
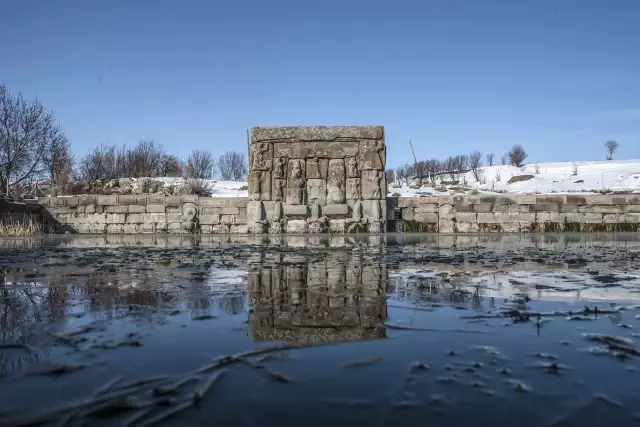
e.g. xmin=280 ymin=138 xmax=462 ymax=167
xmin=1 ymin=0 xmax=639 ymax=169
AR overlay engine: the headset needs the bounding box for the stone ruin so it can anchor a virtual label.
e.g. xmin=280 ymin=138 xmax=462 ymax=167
xmin=247 ymin=126 xmax=387 ymax=234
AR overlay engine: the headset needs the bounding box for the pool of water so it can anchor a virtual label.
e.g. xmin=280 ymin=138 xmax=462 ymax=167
xmin=1 ymin=233 xmax=640 ymax=426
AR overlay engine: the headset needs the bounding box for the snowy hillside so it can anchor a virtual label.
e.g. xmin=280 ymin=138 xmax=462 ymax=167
xmin=390 ymin=159 xmax=640 ymax=196
xmin=137 ymin=159 xmax=640 ymax=198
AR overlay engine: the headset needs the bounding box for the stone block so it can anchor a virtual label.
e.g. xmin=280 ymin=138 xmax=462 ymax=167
xmin=578 ymin=205 xmax=625 ymax=214
xmin=236 ymin=207 xmax=247 ymax=223
xmin=328 ymin=219 xmax=346 ymax=233
xmin=362 ymin=199 xmax=386 ymax=222
xmin=247 ymin=201 xmax=266 ymax=223
xmin=123 ymin=224 xmax=141 ymax=233
xmin=200 ymin=207 xmax=223 ymax=215
xmin=165 ymin=196 xmax=182 ymax=207
xmin=307 ymin=179 xmax=327 ymax=201
xmin=473 ymin=202 xmax=494 ymax=213
xmin=323 ymin=204 xmax=349 ymax=216
xmin=455 ymin=221 xmax=478 ymax=233
xmin=529 ymin=203 xmax=560 ymax=212
xmin=439 ymin=204 xmax=454 ymax=219
xmin=199 ymin=214 xmax=220 ymax=225
xmin=401 ymin=207 xmax=415 ymax=221
xmin=97 ymin=195 xmax=118 ymax=206
xmin=581 ymin=213 xmax=603 ymax=223
xmin=107 ymin=224 xmax=124 ymax=233
xmin=536 ymin=195 xmax=567 ymax=204
xmin=623 ymin=213 xmax=640 ymax=223
xmin=361 ymin=170 xmax=385 ymax=200
xmin=286 ymin=220 xmax=308 ymax=234
xmin=625 ymin=205 xmax=640 ymax=213
xmin=566 ymin=195 xmax=587 ymax=205
xmin=454 ymin=212 xmax=476 ymax=222
xmin=51 ymin=197 xmax=65 ymax=206
xmin=199 ymin=198 xmax=225 ymax=207
xmin=230 ymin=224 xmax=249 ymax=233
xmin=249 ymin=171 xmax=272 ymax=201
xmin=65 ymin=197 xmax=79 ymax=207
xmin=584 ymin=195 xmax=614 ymax=205
xmin=438 ymin=220 xmax=455 ymax=233
xmin=560 ymin=204 xmax=579 ymax=213
xmin=85 ymin=205 xmax=96 ymax=214
xmin=118 ymin=195 xmax=137 ymax=205
xmin=225 ymin=198 xmax=249 ymax=207
xmin=603 ymin=214 xmax=626 ymax=223
xmin=221 ymin=207 xmax=240 ymax=215
xmin=181 ymin=195 xmax=199 ymax=204
xmin=284 ymin=204 xmax=308 ymax=216
xmin=126 ymin=214 xmax=143 ymax=224
xmin=536 ymin=212 xmax=564 ymax=223
xmin=326 ymin=159 xmax=346 ymax=204
xmin=250 ymin=142 xmax=273 ymax=171
xmin=415 ymin=204 xmax=438 ymax=213
xmin=415 ymin=212 xmax=439 ymax=223
xmin=398 ymin=198 xmax=422 ymax=208
xmin=38 ymin=197 xmax=51 ymax=206
xmin=84 ymin=213 xmax=107 ymax=224
xmin=252 ymin=126 xmax=383 ymax=143
xmin=147 ymin=195 xmax=164 ymax=204
xmin=105 ymin=205 xmax=128 ymax=214
xmin=220 ymin=214 xmax=235 ymax=224
xmin=273 ymin=140 xmax=360 ymax=159
xmin=106 ymin=213 xmax=126 ymax=224
xmin=453 ymin=202 xmax=474 ymax=213
xmin=143 ymin=213 xmax=167 ymax=223
xmin=146 ymin=204 xmax=166 ymax=213
xmin=516 ymin=194 xmax=537 ymax=205
xmin=128 ymin=205 xmax=146 ymax=214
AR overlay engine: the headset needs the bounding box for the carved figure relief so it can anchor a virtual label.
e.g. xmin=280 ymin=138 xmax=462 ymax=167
xmin=327 ymin=159 xmax=346 ymax=204
xmin=250 ymin=142 xmax=272 ymax=171
xmin=306 ymin=157 xmax=322 ymax=179
xmin=346 ymin=178 xmax=360 ymax=200
xmin=273 ymin=179 xmax=286 ymax=201
xmin=273 ymin=157 xmax=287 ymax=178
xmin=346 ymin=157 xmax=359 ymax=178
xmin=362 ymin=140 xmax=385 ymax=170
xmin=286 ymin=159 xmax=306 ymax=205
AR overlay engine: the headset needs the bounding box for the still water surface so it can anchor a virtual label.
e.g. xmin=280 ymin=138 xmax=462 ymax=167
xmin=1 ymin=234 xmax=640 ymax=426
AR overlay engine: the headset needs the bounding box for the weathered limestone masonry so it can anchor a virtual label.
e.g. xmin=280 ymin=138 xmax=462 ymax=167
xmin=248 ymin=126 xmax=387 ymax=234
xmin=390 ymin=194 xmax=640 ymax=233
xmin=35 ymin=195 xmax=249 ymax=234
xmin=27 ymin=193 xmax=640 ymax=234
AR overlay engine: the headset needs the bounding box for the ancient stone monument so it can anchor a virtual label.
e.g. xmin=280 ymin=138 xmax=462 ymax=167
xmin=248 ymin=126 xmax=387 ymax=234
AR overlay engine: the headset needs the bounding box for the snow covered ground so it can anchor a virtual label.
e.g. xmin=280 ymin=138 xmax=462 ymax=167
xmin=142 ymin=159 xmax=640 ymax=198
xmin=390 ymin=159 xmax=640 ymax=196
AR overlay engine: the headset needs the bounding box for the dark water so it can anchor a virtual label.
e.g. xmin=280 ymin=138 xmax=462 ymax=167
xmin=1 ymin=233 xmax=640 ymax=427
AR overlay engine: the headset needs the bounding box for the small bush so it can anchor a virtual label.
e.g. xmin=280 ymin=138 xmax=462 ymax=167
xmin=0 ymin=217 xmax=42 ymax=236
xmin=495 ymin=171 xmax=501 ymax=182
xmin=535 ymin=163 xmax=540 ymax=174
xmin=572 ymin=162 xmax=578 ymax=176
xmin=185 ymin=179 xmax=213 ymax=196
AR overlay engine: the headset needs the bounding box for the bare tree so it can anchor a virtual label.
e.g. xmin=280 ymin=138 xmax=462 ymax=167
xmin=76 ymin=145 xmax=118 ymax=181
xmin=572 ymin=162 xmax=578 ymax=176
xmin=0 ymin=84 xmax=65 ymax=196
xmin=385 ymin=168 xmax=395 ymax=184
xmin=159 ymin=155 xmax=182 ymax=177
xmin=501 ymin=155 xmax=507 ymax=166
xmin=44 ymin=133 xmax=74 ymax=192
xmin=605 ymin=140 xmax=619 ymax=160
xmin=127 ymin=139 xmax=165 ymax=177
xmin=468 ymin=151 xmax=483 ymax=182
xmin=217 ymin=151 xmax=247 ymax=180
xmin=486 ymin=153 xmax=494 ymax=167
xmin=186 ymin=150 xmax=215 ymax=179
xmin=507 ymin=145 xmax=528 ymax=167
xmin=395 ymin=163 xmax=412 ymax=186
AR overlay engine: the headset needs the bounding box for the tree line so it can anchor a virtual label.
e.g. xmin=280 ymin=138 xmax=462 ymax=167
xmin=0 ymin=84 xmax=247 ymax=196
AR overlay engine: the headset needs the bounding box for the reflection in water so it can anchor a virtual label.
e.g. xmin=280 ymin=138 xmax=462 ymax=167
xmin=248 ymin=250 xmax=388 ymax=344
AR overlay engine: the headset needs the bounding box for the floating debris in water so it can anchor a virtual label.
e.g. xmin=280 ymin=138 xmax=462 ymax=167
xmin=194 ymin=369 xmax=227 ymax=401
xmin=567 ymin=315 xmax=596 ymax=321
xmin=192 ymin=314 xmax=217 ymax=321
xmin=29 ymin=363 xmax=86 ymax=377
xmin=581 ymin=333 xmax=633 ymax=345
xmin=410 ymin=362 xmax=430 ymax=371
xmin=507 ymin=379 xmax=531 ymax=393
xmin=618 ymin=323 xmax=633 ymax=329
xmin=437 ymin=376 xmax=457 ymax=384
xmin=594 ymin=393 xmax=623 ymax=407
xmin=534 ymin=352 xmax=558 ymax=360
xmin=344 ymin=357 xmax=382 ymax=368
xmin=326 ymin=398 xmax=375 ymax=408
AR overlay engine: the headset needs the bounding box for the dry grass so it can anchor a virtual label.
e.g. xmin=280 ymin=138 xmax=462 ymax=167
xmin=0 ymin=217 xmax=43 ymax=236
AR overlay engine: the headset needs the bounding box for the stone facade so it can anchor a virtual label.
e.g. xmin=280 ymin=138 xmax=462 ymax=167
xmin=13 ymin=193 xmax=640 ymax=234
xmin=248 ymin=126 xmax=387 ymax=234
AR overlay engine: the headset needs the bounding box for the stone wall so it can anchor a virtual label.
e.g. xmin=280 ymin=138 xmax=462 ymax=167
xmin=247 ymin=126 xmax=387 ymax=234
xmin=390 ymin=194 xmax=640 ymax=233
xmin=36 ymin=195 xmax=249 ymax=234
xmin=22 ymin=193 xmax=640 ymax=234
